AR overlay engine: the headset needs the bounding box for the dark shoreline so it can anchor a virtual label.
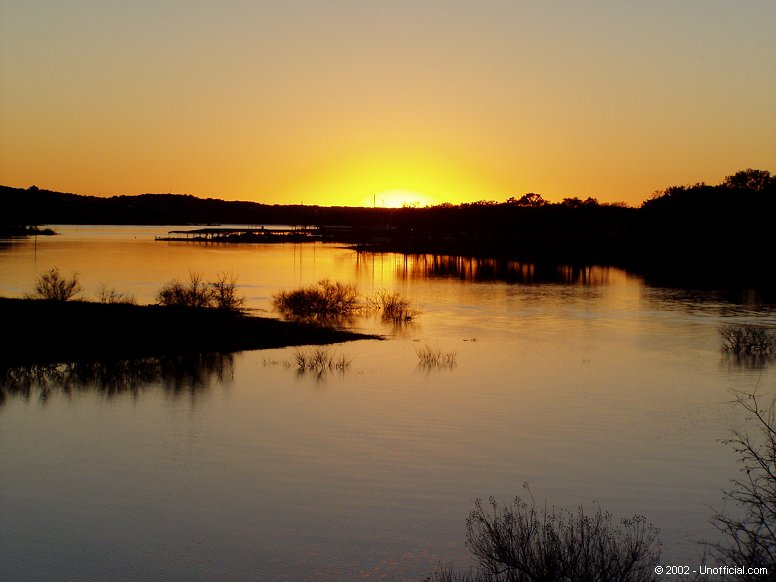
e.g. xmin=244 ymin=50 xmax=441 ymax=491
xmin=3 ymin=168 xmax=776 ymax=289
xmin=0 ymin=298 xmax=379 ymax=367
xmin=0 ymin=225 xmax=57 ymax=237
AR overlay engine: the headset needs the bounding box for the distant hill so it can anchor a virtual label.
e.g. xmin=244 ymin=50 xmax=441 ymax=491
xmin=0 ymin=185 xmax=304 ymax=225
xmin=0 ymin=184 xmax=425 ymax=227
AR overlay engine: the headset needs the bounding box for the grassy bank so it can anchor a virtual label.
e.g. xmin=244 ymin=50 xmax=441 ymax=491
xmin=0 ymin=298 xmax=378 ymax=366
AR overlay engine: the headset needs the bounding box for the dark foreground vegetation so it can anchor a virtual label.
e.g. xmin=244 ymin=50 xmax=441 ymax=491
xmin=428 ymin=488 xmax=661 ymax=582
xmin=2 ymin=169 xmax=774 ymax=286
xmin=0 ymin=298 xmax=376 ymax=367
xmin=427 ymin=388 xmax=776 ymax=582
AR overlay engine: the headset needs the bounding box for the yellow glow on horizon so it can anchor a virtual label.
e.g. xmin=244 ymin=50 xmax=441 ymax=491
xmin=367 ymin=189 xmax=437 ymax=208
xmin=288 ymin=146 xmax=494 ymax=207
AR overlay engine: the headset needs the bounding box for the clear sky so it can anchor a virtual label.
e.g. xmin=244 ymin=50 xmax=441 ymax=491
xmin=1 ymin=1 xmax=774 ymax=207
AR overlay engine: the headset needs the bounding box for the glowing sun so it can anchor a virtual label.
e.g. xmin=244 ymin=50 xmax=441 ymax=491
xmin=368 ymin=189 xmax=436 ymax=208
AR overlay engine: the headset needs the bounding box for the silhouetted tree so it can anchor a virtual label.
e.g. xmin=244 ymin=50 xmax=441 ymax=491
xmin=561 ymin=196 xmax=599 ymax=208
xmin=514 ymin=192 xmax=547 ymax=207
xmin=723 ymin=169 xmax=775 ymax=192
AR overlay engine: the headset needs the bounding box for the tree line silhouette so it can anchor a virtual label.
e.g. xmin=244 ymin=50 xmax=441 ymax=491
xmin=2 ymin=168 xmax=774 ymax=285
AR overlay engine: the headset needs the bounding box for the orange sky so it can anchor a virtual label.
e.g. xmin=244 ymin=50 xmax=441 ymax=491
xmin=1 ymin=1 xmax=774 ymax=207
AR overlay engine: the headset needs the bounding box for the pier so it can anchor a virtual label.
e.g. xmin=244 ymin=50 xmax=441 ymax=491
xmin=156 ymin=226 xmax=321 ymax=243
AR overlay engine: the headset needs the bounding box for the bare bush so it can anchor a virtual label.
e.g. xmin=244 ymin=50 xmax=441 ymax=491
xmin=210 ymin=272 xmax=245 ymax=312
xmin=157 ymin=272 xmax=213 ymax=308
xmin=273 ymin=281 xmax=420 ymax=324
xmin=156 ymin=272 xmax=245 ymax=311
xmin=28 ymin=268 xmax=82 ymax=301
xmin=462 ymin=488 xmax=661 ymax=582
xmin=274 ymin=279 xmax=360 ymax=320
xmin=709 ymin=390 xmax=776 ymax=579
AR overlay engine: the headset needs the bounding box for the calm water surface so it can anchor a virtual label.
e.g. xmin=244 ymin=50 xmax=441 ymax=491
xmin=2 ymin=226 xmax=776 ymax=580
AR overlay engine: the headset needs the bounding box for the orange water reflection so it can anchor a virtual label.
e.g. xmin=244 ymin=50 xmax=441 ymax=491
xmin=1 ymin=226 xmax=776 ymax=580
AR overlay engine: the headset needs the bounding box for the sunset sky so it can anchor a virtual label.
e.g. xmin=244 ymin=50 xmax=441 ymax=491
xmin=1 ymin=1 xmax=774 ymax=207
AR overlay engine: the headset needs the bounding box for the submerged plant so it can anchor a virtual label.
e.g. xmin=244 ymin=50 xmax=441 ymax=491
xmin=416 ymin=345 xmax=457 ymax=369
xmin=292 ymin=347 xmax=351 ymax=375
xmin=365 ymin=290 xmax=419 ymax=323
xmin=721 ymin=324 xmax=776 ymax=355
xmin=274 ymin=279 xmax=361 ymax=321
xmin=273 ymin=280 xmax=421 ymax=325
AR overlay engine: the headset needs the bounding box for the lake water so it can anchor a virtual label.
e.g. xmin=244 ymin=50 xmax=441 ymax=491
xmin=2 ymin=225 xmax=776 ymax=580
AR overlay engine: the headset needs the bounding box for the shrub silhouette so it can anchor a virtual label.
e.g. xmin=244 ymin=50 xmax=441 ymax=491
xmin=273 ymin=279 xmax=360 ymax=320
xmin=28 ymin=268 xmax=82 ymax=301
xmin=157 ymin=272 xmax=244 ymax=312
xmin=157 ymin=272 xmax=212 ymax=308
xmin=428 ymin=485 xmax=661 ymax=581
xmin=274 ymin=280 xmax=419 ymax=324
xmin=209 ymin=272 xmax=245 ymax=312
